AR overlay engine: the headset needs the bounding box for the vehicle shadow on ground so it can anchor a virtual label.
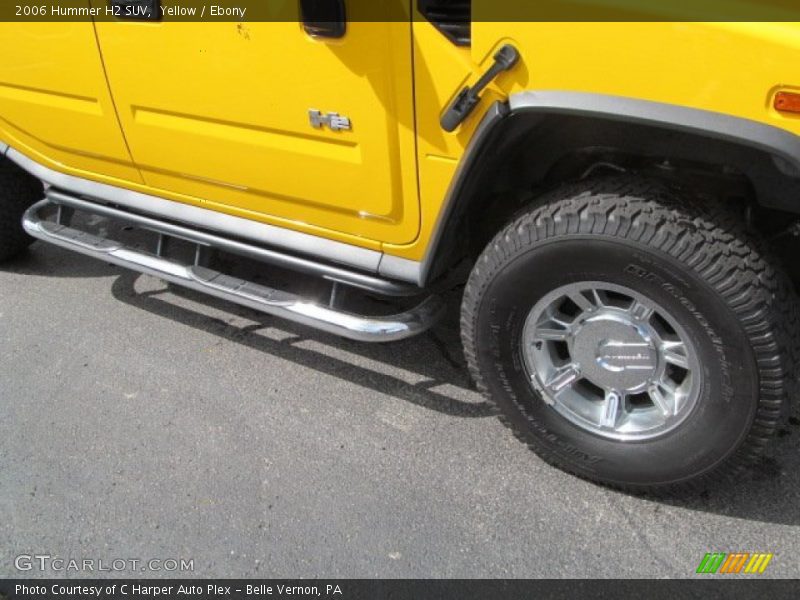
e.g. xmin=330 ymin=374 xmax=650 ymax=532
xmin=9 ymin=242 xmax=800 ymax=526
xmin=651 ymin=421 xmax=800 ymax=526
xmin=2 ymin=243 xmax=119 ymax=279
xmin=109 ymin=268 xmax=494 ymax=419
xmin=1 ymin=241 xmax=491 ymax=419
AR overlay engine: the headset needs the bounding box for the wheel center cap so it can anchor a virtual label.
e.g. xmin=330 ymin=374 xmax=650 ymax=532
xmin=571 ymin=315 xmax=658 ymax=392
xmin=596 ymin=340 xmax=657 ymax=373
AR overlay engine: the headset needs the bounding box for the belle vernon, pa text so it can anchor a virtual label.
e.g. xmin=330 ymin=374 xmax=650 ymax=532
xmin=15 ymin=584 xmax=344 ymax=597
xmin=49 ymin=5 xmax=248 ymax=18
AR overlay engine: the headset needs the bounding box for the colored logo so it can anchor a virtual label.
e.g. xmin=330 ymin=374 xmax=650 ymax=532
xmin=696 ymin=552 xmax=773 ymax=574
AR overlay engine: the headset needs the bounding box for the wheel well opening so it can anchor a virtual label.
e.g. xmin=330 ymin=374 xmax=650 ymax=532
xmin=426 ymin=111 xmax=800 ymax=285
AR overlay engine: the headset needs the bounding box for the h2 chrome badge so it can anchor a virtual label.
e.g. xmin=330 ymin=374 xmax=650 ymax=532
xmin=309 ymin=109 xmax=351 ymax=132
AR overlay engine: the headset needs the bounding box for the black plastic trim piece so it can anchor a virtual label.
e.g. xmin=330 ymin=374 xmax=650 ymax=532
xmin=300 ymin=0 xmax=347 ymax=39
xmin=417 ymin=0 xmax=471 ymax=46
xmin=419 ymin=101 xmax=509 ymax=285
xmin=509 ymin=91 xmax=800 ymax=178
xmin=420 ymin=92 xmax=800 ymax=284
xmin=441 ymin=45 xmax=519 ymax=132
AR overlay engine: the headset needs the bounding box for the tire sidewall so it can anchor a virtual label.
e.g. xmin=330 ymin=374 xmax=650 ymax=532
xmin=473 ymin=236 xmax=758 ymax=487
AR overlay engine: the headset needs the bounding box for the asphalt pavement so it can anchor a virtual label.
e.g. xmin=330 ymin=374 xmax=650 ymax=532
xmin=2 ymin=223 xmax=800 ymax=579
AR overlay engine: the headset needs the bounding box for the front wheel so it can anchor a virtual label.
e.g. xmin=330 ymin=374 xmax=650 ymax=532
xmin=461 ymin=178 xmax=797 ymax=492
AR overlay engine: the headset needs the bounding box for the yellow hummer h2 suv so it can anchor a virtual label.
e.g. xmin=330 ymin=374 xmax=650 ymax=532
xmin=2 ymin=2 xmax=800 ymax=492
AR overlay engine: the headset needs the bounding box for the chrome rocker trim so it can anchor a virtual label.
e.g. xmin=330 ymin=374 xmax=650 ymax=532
xmin=23 ymin=198 xmax=444 ymax=342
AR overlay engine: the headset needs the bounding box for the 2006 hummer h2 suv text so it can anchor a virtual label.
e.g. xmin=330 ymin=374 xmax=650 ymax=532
xmin=2 ymin=2 xmax=800 ymax=492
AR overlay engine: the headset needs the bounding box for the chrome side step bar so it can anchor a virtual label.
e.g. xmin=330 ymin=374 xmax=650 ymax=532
xmin=45 ymin=189 xmax=419 ymax=297
xmin=22 ymin=198 xmax=444 ymax=342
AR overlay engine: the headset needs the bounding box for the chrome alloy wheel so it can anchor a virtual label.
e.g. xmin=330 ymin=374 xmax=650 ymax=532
xmin=521 ymin=282 xmax=701 ymax=441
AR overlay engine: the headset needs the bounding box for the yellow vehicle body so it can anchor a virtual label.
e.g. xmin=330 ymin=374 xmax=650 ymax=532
xmin=1 ymin=14 xmax=800 ymax=263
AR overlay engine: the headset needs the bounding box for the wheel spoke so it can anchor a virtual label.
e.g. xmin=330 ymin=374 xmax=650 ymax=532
xmin=550 ymin=315 xmax=572 ymax=329
xmin=660 ymin=378 xmax=680 ymax=395
xmin=534 ymin=326 xmax=570 ymax=342
xmin=567 ymin=291 xmax=595 ymax=312
xmin=545 ymin=364 xmax=581 ymax=393
xmin=590 ymin=289 xmax=605 ymax=308
xmin=630 ymin=300 xmax=655 ymax=322
xmin=648 ymin=384 xmax=673 ymax=417
xmin=662 ymin=341 xmax=689 ymax=369
xmin=600 ymin=390 xmax=623 ymax=428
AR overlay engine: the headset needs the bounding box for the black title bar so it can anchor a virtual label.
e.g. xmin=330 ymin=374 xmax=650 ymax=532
xmin=5 ymin=0 xmax=800 ymax=22
xmin=1 ymin=579 xmax=799 ymax=600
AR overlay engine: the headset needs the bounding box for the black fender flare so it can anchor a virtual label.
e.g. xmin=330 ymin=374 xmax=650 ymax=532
xmin=418 ymin=91 xmax=800 ymax=286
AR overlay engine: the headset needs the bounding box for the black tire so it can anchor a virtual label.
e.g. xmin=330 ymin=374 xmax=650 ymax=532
xmin=0 ymin=156 xmax=43 ymax=262
xmin=461 ymin=177 xmax=798 ymax=493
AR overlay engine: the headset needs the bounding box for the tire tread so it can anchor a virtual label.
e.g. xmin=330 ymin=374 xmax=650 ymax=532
xmin=461 ymin=176 xmax=799 ymax=494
